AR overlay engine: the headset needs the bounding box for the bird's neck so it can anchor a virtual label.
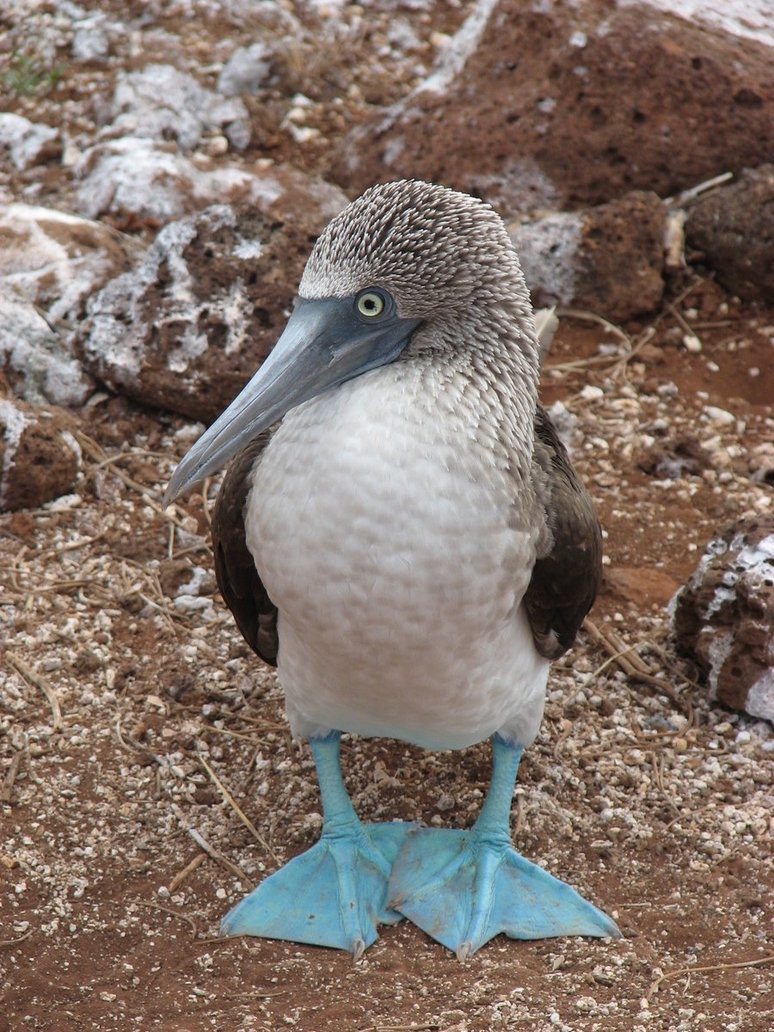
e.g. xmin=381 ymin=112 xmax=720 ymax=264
xmin=395 ymin=338 xmax=539 ymax=481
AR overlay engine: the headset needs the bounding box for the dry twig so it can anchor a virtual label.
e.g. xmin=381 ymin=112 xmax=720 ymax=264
xmin=184 ymin=825 xmax=250 ymax=883
xmin=5 ymin=650 xmax=63 ymax=732
xmin=198 ymin=752 xmax=276 ymax=861
xmin=165 ymin=800 xmax=253 ymax=883
xmin=168 ymin=853 xmax=206 ymax=892
xmin=647 ymin=953 xmax=774 ymax=1001
xmin=583 ymin=619 xmax=694 ymax=721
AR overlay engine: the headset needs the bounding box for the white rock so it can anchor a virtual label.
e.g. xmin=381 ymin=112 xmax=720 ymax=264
xmin=510 ymin=212 xmax=583 ymax=308
xmin=74 ymin=138 xmax=271 ymax=221
xmin=217 ymin=43 xmax=273 ymax=96
xmin=0 ymin=203 xmax=136 ymax=406
xmin=632 ymin=0 xmax=774 ymax=48
xmin=109 ymin=65 xmax=251 ymax=152
xmin=71 ymin=12 xmax=124 ymax=61
xmin=0 ymin=113 xmax=58 ymax=171
xmin=703 ymin=405 xmax=736 ymax=426
xmin=0 ymin=290 xmax=93 ymax=407
xmin=74 ymin=137 xmax=346 ymax=227
xmin=0 ymin=203 xmax=135 ymax=322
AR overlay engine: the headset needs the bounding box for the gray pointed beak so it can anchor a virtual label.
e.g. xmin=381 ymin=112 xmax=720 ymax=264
xmin=163 ymin=295 xmax=420 ymax=506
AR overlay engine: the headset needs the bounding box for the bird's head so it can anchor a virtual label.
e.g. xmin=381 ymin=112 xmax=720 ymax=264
xmin=164 ymin=180 xmax=538 ymax=505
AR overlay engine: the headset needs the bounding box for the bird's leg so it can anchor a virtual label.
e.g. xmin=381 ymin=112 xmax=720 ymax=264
xmin=389 ymin=734 xmax=620 ymax=959
xmin=220 ymin=732 xmax=413 ymax=958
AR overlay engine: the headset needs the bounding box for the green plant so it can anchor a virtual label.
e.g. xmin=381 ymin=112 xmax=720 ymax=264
xmin=3 ymin=54 xmax=66 ymax=97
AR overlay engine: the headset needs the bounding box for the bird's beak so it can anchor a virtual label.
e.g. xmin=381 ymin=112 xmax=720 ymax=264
xmin=163 ymin=296 xmax=420 ymax=505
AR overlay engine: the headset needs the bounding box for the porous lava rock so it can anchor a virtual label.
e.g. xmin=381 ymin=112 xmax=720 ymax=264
xmin=339 ymin=0 xmax=774 ymax=216
xmin=671 ymin=515 xmax=774 ymax=722
xmin=511 ymin=191 xmax=665 ymax=320
xmin=0 ymin=203 xmax=136 ymax=406
xmin=77 ymin=188 xmax=345 ymax=423
xmin=0 ymin=391 xmax=81 ymax=511
xmin=685 ymin=165 xmax=774 ymax=303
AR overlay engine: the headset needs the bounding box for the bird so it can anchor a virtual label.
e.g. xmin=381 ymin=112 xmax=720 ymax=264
xmin=164 ymin=179 xmax=620 ymax=960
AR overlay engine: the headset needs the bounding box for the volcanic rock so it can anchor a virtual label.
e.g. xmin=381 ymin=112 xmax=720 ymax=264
xmin=0 ymin=113 xmax=59 ymax=170
xmin=685 ymin=165 xmax=774 ymax=303
xmin=511 ymin=191 xmax=665 ymax=320
xmin=672 ymin=515 xmax=774 ymax=722
xmin=338 ymin=0 xmax=774 ymax=215
xmin=78 ymin=187 xmax=346 ymax=422
xmin=0 ymin=392 xmax=81 ymax=511
xmin=0 ymin=203 xmax=137 ymax=407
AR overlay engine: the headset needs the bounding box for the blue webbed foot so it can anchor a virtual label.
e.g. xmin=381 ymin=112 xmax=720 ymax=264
xmin=388 ymin=736 xmax=620 ymax=959
xmin=221 ymin=819 xmax=412 ymax=957
xmin=389 ymin=825 xmax=619 ymax=959
xmin=220 ymin=733 xmax=414 ymax=958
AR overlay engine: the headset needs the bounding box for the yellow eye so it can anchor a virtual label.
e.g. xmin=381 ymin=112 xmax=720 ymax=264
xmin=356 ymin=291 xmax=385 ymax=318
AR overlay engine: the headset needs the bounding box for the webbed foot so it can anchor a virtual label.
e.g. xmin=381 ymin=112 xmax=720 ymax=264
xmin=220 ymin=733 xmax=414 ymax=957
xmin=389 ymin=735 xmax=619 ymax=958
xmin=221 ymin=820 xmax=412 ymax=957
xmin=389 ymin=825 xmax=619 ymax=958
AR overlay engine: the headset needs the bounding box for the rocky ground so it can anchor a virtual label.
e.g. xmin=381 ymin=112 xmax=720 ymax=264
xmin=1 ymin=2 xmax=773 ymax=1031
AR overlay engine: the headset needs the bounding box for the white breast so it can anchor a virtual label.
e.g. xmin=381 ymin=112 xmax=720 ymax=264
xmin=244 ymin=362 xmax=549 ymax=751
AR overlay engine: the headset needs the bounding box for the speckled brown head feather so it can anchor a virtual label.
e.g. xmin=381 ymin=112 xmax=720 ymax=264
xmin=301 ymin=180 xmax=538 ymax=359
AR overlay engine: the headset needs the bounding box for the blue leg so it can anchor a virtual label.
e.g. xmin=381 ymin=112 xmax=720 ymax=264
xmin=388 ymin=735 xmax=621 ymax=959
xmin=220 ymin=733 xmax=413 ymax=958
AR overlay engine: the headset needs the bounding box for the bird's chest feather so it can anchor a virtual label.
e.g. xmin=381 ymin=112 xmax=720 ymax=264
xmin=243 ymin=367 xmax=547 ymax=748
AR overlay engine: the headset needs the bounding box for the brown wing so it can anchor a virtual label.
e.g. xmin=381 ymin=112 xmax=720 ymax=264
xmin=211 ymin=431 xmax=278 ymax=666
xmin=523 ymin=405 xmax=603 ymax=660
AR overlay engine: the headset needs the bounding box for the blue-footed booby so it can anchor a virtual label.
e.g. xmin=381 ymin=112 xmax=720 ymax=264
xmin=164 ymin=179 xmax=620 ymax=960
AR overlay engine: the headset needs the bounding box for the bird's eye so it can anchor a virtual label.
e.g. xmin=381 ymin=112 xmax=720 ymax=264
xmin=356 ymin=290 xmax=386 ymax=318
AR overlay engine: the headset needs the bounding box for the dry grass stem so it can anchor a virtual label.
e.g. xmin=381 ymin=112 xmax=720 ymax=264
xmin=357 ymin=1024 xmax=441 ymax=1032
xmin=667 ymin=302 xmax=703 ymax=348
xmin=666 ymin=171 xmax=733 ymax=208
xmin=0 ymin=929 xmax=34 ymax=948
xmin=583 ymin=619 xmax=694 ymax=721
xmin=557 ymin=308 xmax=632 ymax=348
xmin=31 ymin=533 xmax=106 ymax=561
xmin=132 ymin=898 xmax=199 ymax=939
xmin=198 ymin=752 xmax=276 ymax=861
xmin=168 ymin=853 xmax=206 ymax=892
xmin=204 ymin=725 xmax=266 ymax=743
xmin=646 ymin=953 xmax=774 ymax=1001
xmin=114 ymin=714 xmax=163 ymax=766
xmin=75 ymin=431 xmax=190 ymax=528
xmin=1 ymin=750 xmax=23 ymax=803
xmin=6 ymin=650 xmax=63 ymax=732
xmin=201 ymin=476 xmax=214 ymax=529
xmin=183 ymin=825 xmax=251 ymax=883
